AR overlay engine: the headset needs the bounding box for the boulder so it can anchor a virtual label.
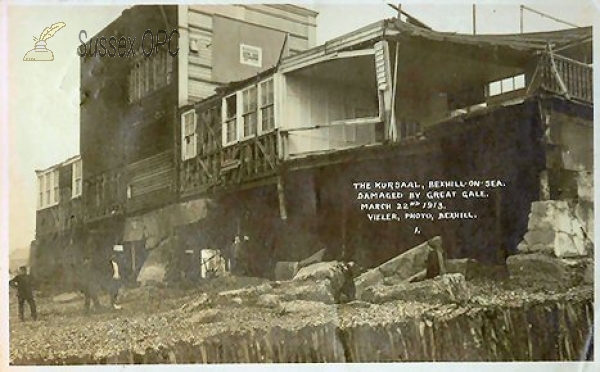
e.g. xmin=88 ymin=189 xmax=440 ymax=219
xmin=186 ymin=309 xmax=220 ymax=324
xmin=52 ymin=292 xmax=82 ymax=304
xmin=283 ymin=261 xmax=356 ymax=304
xmin=354 ymin=268 xmax=384 ymax=298
xmin=293 ymin=261 xmax=348 ymax=295
xmin=215 ymin=283 xmax=273 ymax=305
xmin=444 ymin=258 xmax=505 ymax=280
xmin=520 ymin=201 xmax=590 ymax=258
xmin=355 ymin=237 xmax=444 ymax=297
xmin=506 ymin=253 xmax=585 ymax=288
xmin=256 ymin=294 xmax=281 ymax=309
xmin=274 ymin=261 xmax=299 ymax=281
xmin=379 ymin=239 xmax=431 ymax=277
xmin=361 ymin=273 xmax=469 ymax=304
xmin=278 ymin=280 xmax=336 ymax=304
xmin=298 ymin=248 xmax=326 ymax=268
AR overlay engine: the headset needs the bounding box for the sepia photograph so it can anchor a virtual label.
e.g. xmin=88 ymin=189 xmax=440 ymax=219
xmin=2 ymin=0 xmax=596 ymax=367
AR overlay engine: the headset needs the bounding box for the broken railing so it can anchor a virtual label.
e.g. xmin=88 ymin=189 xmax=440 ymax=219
xmin=538 ymin=52 xmax=593 ymax=103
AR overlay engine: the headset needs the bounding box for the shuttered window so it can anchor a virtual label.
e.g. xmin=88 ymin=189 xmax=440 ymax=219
xmin=37 ymin=169 xmax=59 ymax=210
xmin=72 ymin=159 xmax=82 ymax=198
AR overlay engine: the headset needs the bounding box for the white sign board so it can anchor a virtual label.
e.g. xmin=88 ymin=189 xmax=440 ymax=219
xmin=240 ymin=44 xmax=262 ymax=67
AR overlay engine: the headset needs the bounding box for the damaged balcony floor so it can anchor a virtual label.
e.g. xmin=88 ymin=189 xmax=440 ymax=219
xmin=9 ymin=276 xmax=593 ymax=364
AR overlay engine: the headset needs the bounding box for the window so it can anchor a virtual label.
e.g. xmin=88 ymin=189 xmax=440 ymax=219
xmin=181 ymin=110 xmax=197 ymax=160
xmin=128 ymin=49 xmax=173 ymax=103
xmin=260 ymin=79 xmax=275 ymax=132
xmin=53 ymin=171 xmax=59 ymax=203
xmin=487 ymin=73 xmax=526 ymax=97
xmin=38 ymin=176 xmax=43 ymax=209
xmin=222 ymin=78 xmax=277 ymax=146
xmin=224 ymin=94 xmax=238 ymax=144
xmin=72 ymin=159 xmax=82 ymax=198
xmin=242 ymin=86 xmax=258 ymax=137
xmin=37 ymin=169 xmax=59 ymax=210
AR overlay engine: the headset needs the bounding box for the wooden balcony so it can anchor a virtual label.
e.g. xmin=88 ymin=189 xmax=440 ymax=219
xmin=538 ymin=53 xmax=593 ymax=103
xmin=180 ymin=99 xmax=280 ymax=197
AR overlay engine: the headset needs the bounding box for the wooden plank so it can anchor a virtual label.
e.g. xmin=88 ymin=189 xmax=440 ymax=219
xmin=188 ymin=10 xmax=214 ymax=30
xmin=256 ymin=135 xmax=277 ymax=170
xmin=242 ymin=4 xmax=317 ymax=26
xmin=189 ymin=63 xmax=212 ymax=81
xmin=197 ymin=157 xmax=212 ymax=178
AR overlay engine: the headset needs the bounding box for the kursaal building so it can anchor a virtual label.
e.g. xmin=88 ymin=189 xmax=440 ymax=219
xmin=31 ymin=3 xmax=592 ymax=337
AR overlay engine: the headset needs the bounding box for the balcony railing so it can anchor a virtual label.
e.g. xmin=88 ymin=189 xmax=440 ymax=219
xmin=539 ymin=53 xmax=593 ymax=103
xmin=180 ymin=131 xmax=279 ymax=196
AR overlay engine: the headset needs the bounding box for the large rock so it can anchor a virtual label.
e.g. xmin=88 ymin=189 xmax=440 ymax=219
xmin=506 ymin=253 xmax=588 ymax=288
xmin=361 ymin=273 xmax=469 ymax=304
xmin=444 ymin=258 xmax=506 ymax=280
xmin=354 ymin=268 xmax=384 ymax=298
xmin=137 ymin=248 xmax=167 ymax=285
xmin=278 ymin=280 xmax=336 ymax=304
xmin=520 ymin=201 xmax=589 ymax=258
xmin=286 ymin=261 xmax=355 ymax=304
xmin=355 ymin=237 xmax=445 ymax=297
xmin=52 ymin=292 xmax=82 ymax=304
xmin=298 ymin=248 xmax=326 ymax=268
xmin=274 ymin=261 xmax=299 ymax=281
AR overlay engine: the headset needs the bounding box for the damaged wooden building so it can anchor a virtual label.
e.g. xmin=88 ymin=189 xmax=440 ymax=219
xmin=31 ymin=5 xmax=593 ymax=286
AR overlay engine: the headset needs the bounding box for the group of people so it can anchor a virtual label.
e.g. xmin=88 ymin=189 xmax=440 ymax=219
xmin=79 ymin=255 xmax=123 ymax=313
xmin=9 ymin=255 xmax=124 ymax=321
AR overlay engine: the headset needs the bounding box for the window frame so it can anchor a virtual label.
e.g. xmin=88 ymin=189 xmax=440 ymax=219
xmin=223 ymin=93 xmax=239 ymax=145
xmin=181 ymin=109 xmax=198 ymax=161
xmin=72 ymin=159 xmax=83 ymax=199
xmin=486 ymin=73 xmax=527 ymax=97
xmin=241 ymin=85 xmax=258 ymax=138
xmin=221 ymin=77 xmax=277 ymax=147
xmin=259 ymin=78 xmax=275 ymax=133
xmin=37 ymin=169 xmax=60 ymax=210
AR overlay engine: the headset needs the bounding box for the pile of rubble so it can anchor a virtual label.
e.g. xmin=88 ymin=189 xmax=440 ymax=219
xmin=509 ymin=199 xmax=593 ymax=290
xmin=10 ymin=222 xmax=594 ymax=364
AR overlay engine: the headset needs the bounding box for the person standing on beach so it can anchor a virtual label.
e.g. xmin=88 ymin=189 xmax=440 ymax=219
xmin=9 ymin=266 xmax=38 ymax=321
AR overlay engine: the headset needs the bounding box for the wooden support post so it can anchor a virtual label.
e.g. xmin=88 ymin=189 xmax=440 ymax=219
xmin=131 ymin=243 xmax=136 ymax=276
xmin=389 ymin=41 xmax=400 ymax=142
xmin=495 ymin=189 xmax=505 ymax=263
xmin=341 ymin=183 xmax=347 ymax=261
xmin=277 ymin=175 xmax=288 ymax=220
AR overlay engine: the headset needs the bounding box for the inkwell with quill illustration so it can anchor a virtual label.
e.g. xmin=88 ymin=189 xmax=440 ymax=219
xmin=23 ymin=22 xmax=66 ymax=61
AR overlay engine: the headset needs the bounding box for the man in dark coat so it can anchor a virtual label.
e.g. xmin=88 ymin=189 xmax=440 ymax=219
xmin=79 ymin=258 xmax=101 ymax=314
xmin=9 ymin=266 xmax=37 ymax=321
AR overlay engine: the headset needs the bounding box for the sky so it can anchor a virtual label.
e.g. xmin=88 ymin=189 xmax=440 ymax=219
xmin=2 ymin=0 xmax=597 ymax=255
